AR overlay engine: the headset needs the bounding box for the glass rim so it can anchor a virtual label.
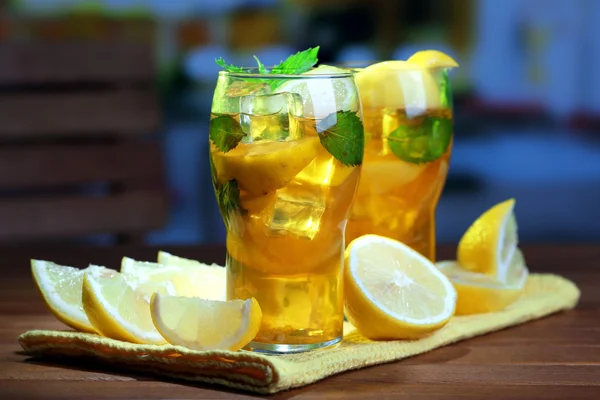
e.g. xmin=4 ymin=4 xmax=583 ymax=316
xmin=219 ymin=67 xmax=355 ymax=80
xmin=333 ymin=61 xmax=457 ymax=72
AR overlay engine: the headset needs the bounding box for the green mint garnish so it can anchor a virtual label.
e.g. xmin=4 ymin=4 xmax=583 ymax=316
xmin=270 ymin=47 xmax=319 ymax=75
xmin=209 ymin=115 xmax=246 ymax=153
xmin=209 ymin=155 xmax=245 ymax=229
xmin=316 ymin=111 xmax=364 ymax=167
xmin=216 ymin=179 xmax=245 ymax=222
xmin=253 ymin=55 xmax=268 ymax=74
xmin=215 ymin=47 xmax=320 ymax=90
xmin=215 ymin=58 xmax=246 ymax=73
xmin=387 ymin=116 xmax=452 ymax=164
xmin=440 ymin=70 xmax=452 ymax=108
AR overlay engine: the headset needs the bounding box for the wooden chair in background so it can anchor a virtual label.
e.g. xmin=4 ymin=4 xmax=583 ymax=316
xmin=0 ymin=41 xmax=168 ymax=244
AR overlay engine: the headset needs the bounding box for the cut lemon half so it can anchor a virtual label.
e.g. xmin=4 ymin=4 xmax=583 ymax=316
xmin=344 ymin=235 xmax=456 ymax=339
xmin=123 ymin=255 xmax=225 ymax=300
xmin=458 ymin=198 xmax=518 ymax=281
xmin=436 ymin=254 xmax=528 ymax=315
xmin=31 ymin=260 xmax=108 ymax=333
xmin=212 ymin=137 xmax=320 ymax=196
xmin=150 ymin=293 xmax=262 ymax=351
xmin=82 ymin=267 xmax=173 ymax=344
xmin=407 ymin=50 xmax=459 ymax=69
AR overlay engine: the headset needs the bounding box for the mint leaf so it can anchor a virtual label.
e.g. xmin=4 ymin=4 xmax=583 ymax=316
xmin=216 ymin=179 xmax=245 ymax=221
xmin=209 ymin=115 xmax=246 ymax=152
xmin=271 ymin=46 xmax=319 ymax=74
xmin=387 ymin=116 xmax=452 ymax=164
xmin=440 ymin=70 xmax=452 ymax=108
xmin=316 ymin=111 xmax=364 ymax=166
xmin=215 ymin=57 xmax=246 ymax=73
xmin=253 ymin=55 xmax=268 ymax=74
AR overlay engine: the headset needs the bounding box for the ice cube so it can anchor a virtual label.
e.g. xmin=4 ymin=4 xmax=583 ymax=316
xmin=239 ymin=92 xmax=304 ymax=142
xmin=275 ymin=66 xmax=359 ymax=118
xmin=265 ymin=183 xmax=325 ymax=240
xmin=211 ymin=77 xmax=270 ymax=114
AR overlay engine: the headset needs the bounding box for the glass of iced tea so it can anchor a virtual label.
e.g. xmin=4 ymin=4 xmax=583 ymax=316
xmin=209 ymin=60 xmax=364 ymax=353
xmin=345 ymin=56 xmax=457 ymax=261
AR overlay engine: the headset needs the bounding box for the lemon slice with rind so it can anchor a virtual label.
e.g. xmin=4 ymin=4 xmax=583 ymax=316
xmin=122 ymin=255 xmax=225 ymax=301
xmin=458 ymin=198 xmax=518 ymax=282
xmin=213 ymin=136 xmax=320 ymax=196
xmin=31 ymin=260 xmax=108 ymax=333
xmin=407 ymin=50 xmax=460 ymax=69
xmin=436 ymin=253 xmax=528 ymax=315
xmin=344 ymin=234 xmax=456 ymax=339
xmin=82 ymin=267 xmax=173 ymax=344
xmin=150 ymin=293 xmax=262 ymax=351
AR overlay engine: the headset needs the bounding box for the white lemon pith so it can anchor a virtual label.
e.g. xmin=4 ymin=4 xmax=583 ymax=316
xmin=150 ymin=293 xmax=262 ymax=351
xmin=344 ymin=235 xmax=456 ymax=340
xmin=31 ymin=260 xmax=107 ymax=333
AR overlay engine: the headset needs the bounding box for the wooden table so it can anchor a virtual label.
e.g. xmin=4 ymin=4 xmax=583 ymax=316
xmin=1 ymin=244 xmax=599 ymax=399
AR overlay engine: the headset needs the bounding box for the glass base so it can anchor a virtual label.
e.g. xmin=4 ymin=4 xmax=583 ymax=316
xmin=244 ymin=336 xmax=342 ymax=355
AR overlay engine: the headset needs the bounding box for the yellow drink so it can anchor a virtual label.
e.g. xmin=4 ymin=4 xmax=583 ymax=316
xmin=346 ymin=107 xmax=452 ymax=260
xmin=210 ymin=113 xmax=361 ymax=351
xmin=346 ymin=59 xmax=456 ymax=261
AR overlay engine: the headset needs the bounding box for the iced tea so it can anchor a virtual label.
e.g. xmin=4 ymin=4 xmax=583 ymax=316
xmin=346 ymin=62 xmax=454 ymax=261
xmin=209 ymin=61 xmax=363 ymax=353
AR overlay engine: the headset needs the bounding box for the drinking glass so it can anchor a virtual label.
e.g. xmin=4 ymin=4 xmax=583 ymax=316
xmin=209 ymin=68 xmax=363 ymax=353
xmin=345 ymin=64 xmax=456 ymax=261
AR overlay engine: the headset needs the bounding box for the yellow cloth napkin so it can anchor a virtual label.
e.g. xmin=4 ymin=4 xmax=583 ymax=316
xmin=19 ymin=273 xmax=579 ymax=394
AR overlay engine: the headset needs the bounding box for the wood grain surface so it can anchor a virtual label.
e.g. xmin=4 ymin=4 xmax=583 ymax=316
xmin=0 ymin=244 xmax=598 ymax=399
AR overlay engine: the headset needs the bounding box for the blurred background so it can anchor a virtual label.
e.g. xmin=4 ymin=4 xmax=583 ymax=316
xmin=0 ymin=0 xmax=598 ymax=247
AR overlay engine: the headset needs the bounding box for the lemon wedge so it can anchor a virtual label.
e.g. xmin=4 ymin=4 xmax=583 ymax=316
xmin=344 ymin=235 xmax=456 ymax=339
xmin=150 ymin=293 xmax=262 ymax=351
xmin=31 ymin=260 xmax=109 ymax=333
xmin=82 ymin=267 xmax=174 ymax=344
xmin=122 ymin=254 xmax=225 ymax=300
xmin=212 ymin=137 xmax=320 ymax=196
xmin=407 ymin=50 xmax=460 ymax=69
xmin=458 ymin=198 xmax=518 ymax=281
xmin=436 ymin=252 xmax=528 ymax=315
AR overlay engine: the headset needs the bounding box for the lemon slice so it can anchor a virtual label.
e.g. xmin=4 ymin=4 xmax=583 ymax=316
xmin=407 ymin=50 xmax=459 ymax=69
xmin=120 ymin=257 xmax=191 ymax=296
xmin=150 ymin=293 xmax=262 ymax=351
xmin=458 ymin=198 xmax=518 ymax=281
xmin=82 ymin=267 xmax=172 ymax=344
xmin=436 ymin=253 xmax=528 ymax=315
xmin=31 ymin=260 xmax=109 ymax=333
xmin=123 ymin=255 xmax=225 ymax=300
xmin=344 ymin=235 xmax=456 ymax=339
xmin=213 ymin=136 xmax=320 ymax=196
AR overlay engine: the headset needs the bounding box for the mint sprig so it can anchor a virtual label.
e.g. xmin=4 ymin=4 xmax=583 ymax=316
xmin=387 ymin=116 xmax=452 ymax=164
xmin=316 ymin=111 xmax=364 ymax=167
xmin=209 ymin=115 xmax=246 ymax=153
xmin=270 ymin=47 xmax=319 ymax=75
xmin=214 ymin=47 xmax=320 ymax=90
xmin=253 ymin=55 xmax=268 ymax=74
xmin=215 ymin=58 xmax=246 ymax=73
